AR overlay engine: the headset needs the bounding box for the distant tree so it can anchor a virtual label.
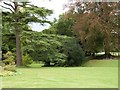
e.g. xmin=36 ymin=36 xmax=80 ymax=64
xmin=43 ymin=15 xmax=75 ymax=37
xmin=55 ymin=15 xmax=75 ymax=36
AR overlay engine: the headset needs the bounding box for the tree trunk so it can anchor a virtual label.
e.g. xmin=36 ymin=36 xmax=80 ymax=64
xmin=14 ymin=2 xmax=22 ymax=66
xmin=44 ymin=60 xmax=50 ymax=66
xmin=92 ymin=52 xmax=95 ymax=57
xmin=104 ymin=46 xmax=111 ymax=58
xmin=104 ymin=37 xmax=111 ymax=58
xmin=15 ymin=30 xmax=22 ymax=66
xmin=118 ymin=16 xmax=120 ymax=57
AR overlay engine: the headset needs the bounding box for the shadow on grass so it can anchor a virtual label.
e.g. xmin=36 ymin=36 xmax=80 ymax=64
xmin=16 ymin=64 xmax=43 ymax=68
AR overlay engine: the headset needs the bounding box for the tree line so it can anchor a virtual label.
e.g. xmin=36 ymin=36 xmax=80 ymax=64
xmin=2 ymin=0 xmax=120 ymax=67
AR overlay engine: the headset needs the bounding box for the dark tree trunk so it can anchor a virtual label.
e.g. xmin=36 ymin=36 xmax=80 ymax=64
xmin=92 ymin=52 xmax=95 ymax=57
xmin=104 ymin=47 xmax=111 ymax=58
xmin=44 ymin=60 xmax=50 ymax=66
xmin=104 ymin=38 xmax=111 ymax=58
xmin=14 ymin=2 xmax=22 ymax=66
xmin=15 ymin=30 xmax=22 ymax=66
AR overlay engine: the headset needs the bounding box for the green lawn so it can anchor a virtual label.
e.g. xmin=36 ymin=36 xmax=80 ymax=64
xmin=2 ymin=60 xmax=118 ymax=88
xmin=82 ymin=60 xmax=118 ymax=67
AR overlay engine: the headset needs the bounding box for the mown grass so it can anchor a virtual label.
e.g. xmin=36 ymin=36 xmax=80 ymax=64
xmin=2 ymin=60 xmax=118 ymax=88
xmin=82 ymin=60 xmax=118 ymax=67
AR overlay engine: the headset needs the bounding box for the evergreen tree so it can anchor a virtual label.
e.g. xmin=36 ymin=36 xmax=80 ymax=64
xmin=2 ymin=1 xmax=53 ymax=66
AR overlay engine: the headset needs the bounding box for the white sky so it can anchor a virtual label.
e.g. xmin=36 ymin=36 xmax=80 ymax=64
xmin=29 ymin=0 xmax=69 ymax=32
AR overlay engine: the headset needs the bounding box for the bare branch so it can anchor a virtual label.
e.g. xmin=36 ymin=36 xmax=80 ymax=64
xmin=0 ymin=5 xmax=14 ymax=13
xmin=3 ymin=2 xmax=15 ymax=11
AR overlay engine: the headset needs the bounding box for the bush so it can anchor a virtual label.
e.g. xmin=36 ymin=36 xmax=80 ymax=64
xmin=4 ymin=65 xmax=16 ymax=72
xmin=40 ymin=35 xmax=85 ymax=67
xmin=0 ymin=61 xmax=5 ymax=67
xmin=0 ymin=71 xmax=17 ymax=77
xmin=3 ymin=51 xmax=15 ymax=65
xmin=62 ymin=38 xmax=85 ymax=66
xmin=53 ymin=53 xmax=67 ymax=66
xmin=54 ymin=59 xmax=66 ymax=67
xmin=22 ymin=54 xmax=33 ymax=66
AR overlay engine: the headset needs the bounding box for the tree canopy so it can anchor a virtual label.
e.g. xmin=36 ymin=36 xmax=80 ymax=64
xmin=63 ymin=1 xmax=119 ymax=57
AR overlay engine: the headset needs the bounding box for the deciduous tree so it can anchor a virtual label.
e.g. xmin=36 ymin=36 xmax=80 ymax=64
xmin=64 ymin=1 xmax=119 ymax=57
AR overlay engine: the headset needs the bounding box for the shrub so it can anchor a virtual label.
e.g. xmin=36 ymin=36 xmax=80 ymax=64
xmin=54 ymin=59 xmax=66 ymax=67
xmin=40 ymin=36 xmax=85 ymax=67
xmin=0 ymin=61 xmax=5 ymax=67
xmin=62 ymin=38 xmax=85 ymax=66
xmin=22 ymin=54 xmax=33 ymax=66
xmin=0 ymin=71 xmax=17 ymax=77
xmin=53 ymin=53 xmax=67 ymax=66
xmin=4 ymin=65 xmax=16 ymax=72
xmin=3 ymin=51 xmax=15 ymax=65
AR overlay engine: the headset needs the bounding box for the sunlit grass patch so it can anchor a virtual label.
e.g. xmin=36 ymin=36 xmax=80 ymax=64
xmin=2 ymin=60 xmax=118 ymax=88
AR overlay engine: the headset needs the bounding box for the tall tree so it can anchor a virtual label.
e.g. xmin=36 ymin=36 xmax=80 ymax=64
xmin=1 ymin=1 xmax=53 ymax=66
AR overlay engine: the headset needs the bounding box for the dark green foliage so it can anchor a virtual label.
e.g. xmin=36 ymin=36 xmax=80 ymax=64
xmin=2 ymin=33 xmax=16 ymax=54
xmin=56 ymin=17 xmax=75 ymax=36
xmin=42 ymin=28 xmax=57 ymax=34
xmin=21 ymin=31 xmax=84 ymax=66
xmin=45 ymin=16 xmax=75 ymax=36
xmin=62 ymin=38 xmax=85 ymax=66
xmin=21 ymin=32 xmax=65 ymax=66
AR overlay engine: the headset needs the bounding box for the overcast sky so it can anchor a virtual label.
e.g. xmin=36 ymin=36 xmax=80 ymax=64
xmin=29 ymin=0 xmax=69 ymax=32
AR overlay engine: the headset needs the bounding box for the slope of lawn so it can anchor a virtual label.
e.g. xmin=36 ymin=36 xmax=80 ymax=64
xmin=82 ymin=60 xmax=118 ymax=67
xmin=2 ymin=60 xmax=118 ymax=88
